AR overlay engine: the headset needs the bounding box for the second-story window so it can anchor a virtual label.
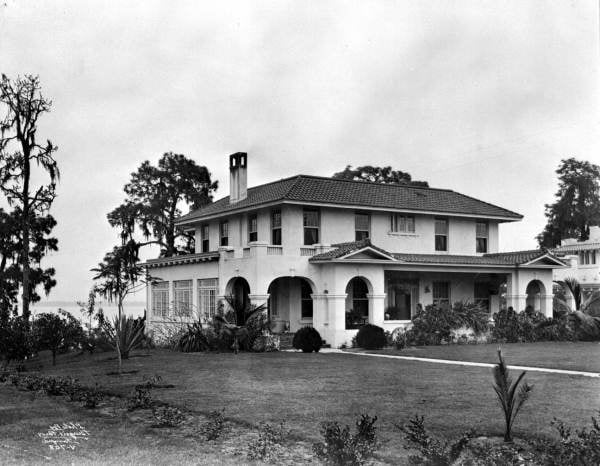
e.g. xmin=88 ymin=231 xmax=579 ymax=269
xmin=355 ymin=213 xmax=370 ymax=241
xmin=201 ymin=224 xmax=209 ymax=252
xmin=220 ymin=220 xmax=228 ymax=247
xmin=248 ymin=214 xmax=258 ymax=243
xmin=434 ymin=218 xmax=448 ymax=251
xmin=476 ymin=221 xmax=488 ymax=253
xmin=271 ymin=210 xmax=282 ymax=245
xmin=303 ymin=209 xmax=320 ymax=245
xmin=390 ymin=214 xmax=415 ymax=233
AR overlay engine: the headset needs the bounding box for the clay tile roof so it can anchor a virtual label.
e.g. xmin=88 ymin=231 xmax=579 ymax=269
xmin=176 ymin=175 xmax=522 ymax=225
xmin=310 ymin=242 xmax=564 ymax=266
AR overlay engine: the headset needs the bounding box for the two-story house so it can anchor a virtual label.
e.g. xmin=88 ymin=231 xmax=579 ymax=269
xmin=145 ymin=153 xmax=566 ymax=347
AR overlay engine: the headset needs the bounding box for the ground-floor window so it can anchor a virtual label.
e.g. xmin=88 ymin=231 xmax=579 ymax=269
xmin=198 ymin=278 xmax=218 ymax=319
xmin=173 ymin=280 xmax=192 ymax=317
xmin=432 ymin=281 xmax=450 ymax=309
xmin=152 ymin=281 xmax=169 ymax=318
xmin=300 ymin=280 xmax=313 ymax=318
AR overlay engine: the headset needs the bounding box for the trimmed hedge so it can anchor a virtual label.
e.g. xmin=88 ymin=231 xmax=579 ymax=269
xmin=293 ymin=327 xmax=322 ymax=353
xmin=356 ymin=324 xmax=386 ymax=350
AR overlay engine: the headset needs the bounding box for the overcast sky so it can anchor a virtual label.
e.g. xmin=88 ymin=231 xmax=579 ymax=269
xmin=1 ymin=0 xmax=599 ymax=304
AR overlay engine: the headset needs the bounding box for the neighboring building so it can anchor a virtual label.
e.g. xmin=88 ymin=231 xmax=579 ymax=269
xmin=553 ymin=226 xmax=600 ymax=294
xmin=145 ymin=153 xmax=566 ymax=347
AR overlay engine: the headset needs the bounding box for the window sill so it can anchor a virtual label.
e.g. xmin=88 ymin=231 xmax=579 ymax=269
xmin=384 ymin=320 xmax=412 ymax=324
xmin=387 ymin=231 xmax=418 ymax=237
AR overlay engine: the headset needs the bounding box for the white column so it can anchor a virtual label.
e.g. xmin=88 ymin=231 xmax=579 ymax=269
xmin=311 ymin=294 xmax=329 ymax=341
xmin=367 ymin=294 xmax=386 ymax=327
xmin=541 ymin=294 xmax=554 ymax=318
xmin=326 ymin=294 xmax=348 ymax=348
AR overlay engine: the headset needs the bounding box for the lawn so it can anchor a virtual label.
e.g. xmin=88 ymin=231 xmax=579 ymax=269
xmin=1 ymin=343 xmax=599 ymax=464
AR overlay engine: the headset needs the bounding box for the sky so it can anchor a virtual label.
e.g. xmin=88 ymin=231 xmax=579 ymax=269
xmin=1 ymin=0 xmax=599 ymax=305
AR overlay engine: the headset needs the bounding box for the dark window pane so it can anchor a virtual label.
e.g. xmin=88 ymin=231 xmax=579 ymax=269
xmin=249 ymin=231 xmax=257 ymax=242
xmin=434 ymin=218 xmax=448 ymax=235
xmin=202 ymin=239 xmax=209 ymax=253
xmin=304 ymin=227 xmax=319 ymax=245
xmin=355 ymin=230 xmax=369 ymax=241
xmin=303 ymin=210 xmax=319 ymax=227
xmin=476 ymin=238 xmax=487 ymax=253
xmin=220 ymin=236 xmax=228 ymax=247
xmin=272 ymin=228 xmax=282 ymax=245
xmin=435 ymin=235 xmax=447 ymax=251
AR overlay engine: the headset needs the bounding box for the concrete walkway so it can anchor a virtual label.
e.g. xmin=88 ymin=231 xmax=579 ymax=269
xmin=320 ymin=348 xmax=600 ymax=378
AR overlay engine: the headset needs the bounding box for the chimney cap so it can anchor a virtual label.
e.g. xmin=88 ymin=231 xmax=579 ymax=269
xmin=230 ymin=152 xmax=247 ymax=168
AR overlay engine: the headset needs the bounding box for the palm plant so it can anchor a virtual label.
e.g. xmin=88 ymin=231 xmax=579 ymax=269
xmin=492 ymin=349 xmax=533 ymax=442
xmin=554 ymin=277 xmax=600 ymax=315
xmin=213 ymin=295 xmax=268 ymax=353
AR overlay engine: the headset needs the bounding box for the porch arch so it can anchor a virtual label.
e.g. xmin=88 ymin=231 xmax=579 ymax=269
xmin=267 ymin=276 xmax=315 ymax=333
xmin=525 ymin=279 xmax=546 ymax=314
xmin=345 ymin=276 xmax=372 ymax=329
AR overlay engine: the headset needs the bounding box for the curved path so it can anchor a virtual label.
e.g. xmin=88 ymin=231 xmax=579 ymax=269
xmin=320 ymin=348 xmax=600 ymax=378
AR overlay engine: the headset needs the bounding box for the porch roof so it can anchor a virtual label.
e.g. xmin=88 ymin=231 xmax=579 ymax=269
xmin=309 ymin=239 xmax=566 ymax=267
xmin=143 ymin=251 xmax=220 ymax=268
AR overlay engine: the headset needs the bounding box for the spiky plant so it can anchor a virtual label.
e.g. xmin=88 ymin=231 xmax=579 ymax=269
xmin=492 ymin=349 xmax=533 ymax=442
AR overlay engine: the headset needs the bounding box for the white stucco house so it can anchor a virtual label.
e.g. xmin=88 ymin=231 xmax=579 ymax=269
xmin=145 ymin=153 xmax=566 ymax=347
xmin=553 ymin=226 xmax=600 ymax=294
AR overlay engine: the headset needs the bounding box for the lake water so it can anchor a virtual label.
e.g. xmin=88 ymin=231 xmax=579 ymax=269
xmin=30 ymin=300 xmax=146 ymax=324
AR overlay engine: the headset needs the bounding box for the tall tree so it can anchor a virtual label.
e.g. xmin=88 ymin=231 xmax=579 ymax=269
xmin=537 ymin=158 xmax=600 ymax=248
xmin=0 ymin=207 xmax=58 ymax=314
xmin=108 ymin=152 xmax=217 ymax=257
xmin=333 ymin=165 xmax=428 ymax=187
xmin=0 ymin=75 xmax=59 ymax=320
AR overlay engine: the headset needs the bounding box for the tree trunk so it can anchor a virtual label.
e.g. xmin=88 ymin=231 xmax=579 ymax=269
xmin=52 ymin=349 xmax=56 ymax=366
xmin=21 ymin=148 xmax=31 ymax=321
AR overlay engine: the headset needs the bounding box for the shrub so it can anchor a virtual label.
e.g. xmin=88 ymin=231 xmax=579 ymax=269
xmin=251 ymin=334 xmax=280 ymax=352
xmin=33 ymin=310 xmax=85 ymax=365
xmin=152 ymin=406 xmax=185 ymax=427
xmin=81 ymin=384 xmax=103 ymax=409
xmin=355 ymin=324 xmax=386 ymax=350
xmin=245 ymin=311 xmax=271 ymax=349
xmin=177 ymin=323 xmax=211 ymax=352
xmin=0 ymin=314 xmax=33 ymax=369
xmin=408 ymin=302 xmax=490 ymax=346
xmin=313 ymin=414 xmax=378 ymax=466
xmin=535 ymin=412 xmax=600 ymax=465
xmin=127 ymin=382 xmax=153 ymax=411
xmin=397 ymin=414 xmax=474 ymax=465
xmin=200 ymin=409 xmax=227 ymax=440
xmin=247 ymin=421 xmax=289 ymax=461
xmin=292 ymin=326 xmax=322 ymax=353
xmin=492 ymin=307 xmax=573 ymax=343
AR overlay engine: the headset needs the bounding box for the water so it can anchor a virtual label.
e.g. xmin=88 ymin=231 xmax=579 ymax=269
xmin=30 ymin=300 xmax=146 ymax=326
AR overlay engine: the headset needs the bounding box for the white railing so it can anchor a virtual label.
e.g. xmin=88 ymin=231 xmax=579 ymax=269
xmin=300 ymin=247 xmax=316 ymax=256
xmin=267 ymin=246 xmax=283 ymax=255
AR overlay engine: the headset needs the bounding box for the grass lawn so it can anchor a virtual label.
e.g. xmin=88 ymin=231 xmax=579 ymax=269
xmin=1 ymin=343 xmax=600 ymax=464
xmin=361 ymin=341 xmax=600 ymax=373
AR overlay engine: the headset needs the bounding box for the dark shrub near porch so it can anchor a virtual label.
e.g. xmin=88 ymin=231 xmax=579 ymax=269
xmin=356 ymin=324 xmax=386 ymax=349
xmin=292 ymin=327 xmax=322 ymax=353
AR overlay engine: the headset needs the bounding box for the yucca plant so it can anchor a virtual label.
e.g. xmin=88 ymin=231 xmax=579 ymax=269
xmin=102 ymin=314 xmax=146 ymax=373
xmin=492 ymin=349 xmax=533 ymax=442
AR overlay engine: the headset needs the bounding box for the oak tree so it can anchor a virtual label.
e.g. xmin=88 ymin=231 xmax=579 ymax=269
xmin=333 ymin=165 xmax=428 ymax=187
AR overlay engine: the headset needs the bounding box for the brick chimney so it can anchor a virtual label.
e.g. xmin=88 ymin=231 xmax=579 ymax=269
xmin=229 ymin=152 xmax=247 ymax=203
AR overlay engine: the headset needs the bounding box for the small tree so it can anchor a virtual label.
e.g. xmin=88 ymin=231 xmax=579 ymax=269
xmin=0 ymin=310 xmax=32 ymax=370
xmin=92 ymin=242 xmax=151 ymax=373
xmin=213 ymin=295 xmax=268 ymax=353
xmin=492 ymin=349 xmax=533 ymax=442
xmin=33 ymin=310 xmax=83 ymax=366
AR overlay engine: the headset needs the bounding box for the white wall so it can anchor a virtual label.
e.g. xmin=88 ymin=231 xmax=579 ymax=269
xmin=193 ymin=206 xmax=504 ymax=255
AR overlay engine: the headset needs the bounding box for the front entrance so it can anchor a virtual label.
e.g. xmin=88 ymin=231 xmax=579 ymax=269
xmin=385 ymin=272 xmax=419 ymax=321
xmin=227 ymin=277 xmax=250 ymax=325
